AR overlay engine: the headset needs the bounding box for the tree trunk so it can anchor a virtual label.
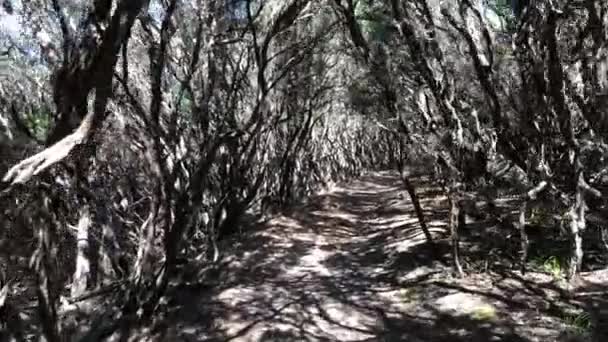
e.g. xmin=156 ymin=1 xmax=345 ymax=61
xmin=567 ymin=174 xmax=586 ymax=280
xmin=448 ymin=187 xmax=464 ymax=277
xmin=518 ymin=200 xmax=529 ymax=274
xmin=399 ymin=168 xmax=434 ymax=244
xmin=601 ymin=225 xmax=608 ymax=253
xmin=0 ymin=281 xmax=26 ymax=342
xmin=1 ymin=0 xmax=151 ymax=191
xmin=132 ymin=213 xmax=156 ymax=285
xmin=34 ymin=198 xmax=60 ymax=342
xmin=98 ymin=205 xmax=121 ymax=284
xmin=71 ymin=206 xmax=91 ymax=298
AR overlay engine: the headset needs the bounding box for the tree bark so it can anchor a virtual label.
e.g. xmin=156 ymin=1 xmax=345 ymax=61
xmin=34 ymin=197 xmax=60 ymax=342
xmin=1 ymin=0 xmax=150 ymax=191
xmin=518 ymin=200 xmax=528 ymax=274
xmin=399 ymin=168 xmax=434 ymax=244
xmin=567 ymin=173 xmax=586 ymax=280
xmin=0 ymin=280 xmax=26 ymax=342
xmin=71 ymin=205 xmax=92 ymax=298
xmin=448 ymin=186 xmax=464 ymax=277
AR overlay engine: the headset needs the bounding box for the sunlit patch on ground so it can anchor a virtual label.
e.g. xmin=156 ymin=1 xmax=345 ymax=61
xmin=162 ymin=171 xmax=607 ymax=342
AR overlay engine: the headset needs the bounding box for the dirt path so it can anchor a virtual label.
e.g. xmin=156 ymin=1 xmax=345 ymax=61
xmin=159 ymin=171 xmax=606 ymax=342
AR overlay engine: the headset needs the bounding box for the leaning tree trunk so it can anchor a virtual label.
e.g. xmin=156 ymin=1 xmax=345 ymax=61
xmin=1 ymin=0 xmax=151 ymax=191
xmin=399 ymin=166 xmax=434 ymax=245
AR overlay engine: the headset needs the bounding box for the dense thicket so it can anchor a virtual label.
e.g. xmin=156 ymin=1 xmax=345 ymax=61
xmin=1 ymin=0 xmax=608 ymax=340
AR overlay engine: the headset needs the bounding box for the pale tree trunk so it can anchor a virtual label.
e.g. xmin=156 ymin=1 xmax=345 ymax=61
xmin=567 ymin=173 xmax=586 ymax=280
xmin=448 ymin=185 xmax=464 ymax=277
xmin=71 ymin=206 xmax=91 ymax=298
xmin=132 ymin=213 xmax=155 ymax=284
xmin=518 ymin=200 xmax=528 ymax=274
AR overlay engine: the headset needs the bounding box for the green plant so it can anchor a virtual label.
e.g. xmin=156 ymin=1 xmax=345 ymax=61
xmin=23 ymin=106 xmax=51 ymax=140
xmin=562 ymin=310 xmax=592 ymax=337
xmin=486 ymin=0 xmax=518 ymax=32
xmin=354 ymin=0 xmax=388 ymax=42
xmin=529 ymin=255 xmax=565 ymax=279
xmin=471 ymin=305 xmax=497 ymax=321
xmin=543 ymin=256 xmax=565 ymax=279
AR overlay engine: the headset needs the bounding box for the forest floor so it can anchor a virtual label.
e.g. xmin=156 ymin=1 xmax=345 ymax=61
xmin=151 ymin=171 xmax=608 ymax=342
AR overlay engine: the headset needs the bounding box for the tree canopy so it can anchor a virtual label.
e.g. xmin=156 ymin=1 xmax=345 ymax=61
xmin=1 ymin=0 xmax=608 ymax=341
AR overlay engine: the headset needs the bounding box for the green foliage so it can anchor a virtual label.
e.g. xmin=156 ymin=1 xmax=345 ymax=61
xmin=24 ymin=106 xmax=51 ymax=140
xmin=354 ymin=0 xmax=388 ymax=42
xmin=543 ymin=256 xmax=564 ymax=279
xmin=561 ymin=310 xmax=592 ymax=337
xmin=488 ymin=0 xmax=512 ymax=16
xmin=486 ymin=0 xmax=517 ymax=32
xmin=530 ymin=255 xmax=566 ymax=279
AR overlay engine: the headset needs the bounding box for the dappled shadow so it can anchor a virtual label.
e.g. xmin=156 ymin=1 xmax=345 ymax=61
xmin=456 ymin=187 xmax=608 ymax=275
xmin=156 ymin=171 xmax=604 ymax=342
xmin=574 ymin=270 xmax=608 ymax=341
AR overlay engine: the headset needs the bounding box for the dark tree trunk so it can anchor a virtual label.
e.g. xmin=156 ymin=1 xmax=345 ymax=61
xmin=0 ymin=279 xmax=26 ymax=342
xmin=34 ymin=197 xmax=60 ymax=342
xmin=399 ymin=168 xmax=434 ymax=245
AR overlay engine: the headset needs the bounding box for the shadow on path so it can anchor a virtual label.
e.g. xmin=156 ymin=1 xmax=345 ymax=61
xmin=156 ymin=171 xmax=607 ymax=342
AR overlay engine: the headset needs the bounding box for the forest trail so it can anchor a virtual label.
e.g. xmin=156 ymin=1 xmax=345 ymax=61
xmin=160 ymin=171 xmax=606 ymax=342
